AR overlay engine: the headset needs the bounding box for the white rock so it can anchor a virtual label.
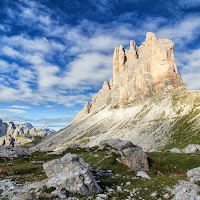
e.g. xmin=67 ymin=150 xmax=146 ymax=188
xmin=117 ymin=186 xmax=123 ymax=192
xmin=151 ymin=192 xmax=157 ymax=197
xmin=163 ymin=193 xmax=170 ymax=199
xmin=97 ymin=194 xmax=108 ymax=199
xmin=169 ymin=148 xmax=182 ymax=153
xmin=182 ymin=144 xmax=200 ymax=153
xmin=136 ymin=171 xmax=151 ymax=179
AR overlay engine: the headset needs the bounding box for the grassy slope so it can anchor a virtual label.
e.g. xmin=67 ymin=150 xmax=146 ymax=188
xmin=162 ymin=91 xmax=200 ymax=150
xmin=1 ymin=147 xmax=200 ymax=199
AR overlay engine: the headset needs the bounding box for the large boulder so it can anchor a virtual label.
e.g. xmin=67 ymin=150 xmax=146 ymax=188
xmin=43 ymin=153 xmax=101 ymax=195
xmin=0 ymin=146 xmax=31 ymax=159
xmin=100 ymin=138 xmax=149 ymax=171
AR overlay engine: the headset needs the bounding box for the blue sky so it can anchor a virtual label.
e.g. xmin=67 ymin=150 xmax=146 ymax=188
xmin=0 ymin=0 xmax=200 ymax=131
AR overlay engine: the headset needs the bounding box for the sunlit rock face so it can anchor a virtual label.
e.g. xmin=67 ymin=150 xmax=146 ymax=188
xmin=73 ymin=32 xmax=185 ymax=123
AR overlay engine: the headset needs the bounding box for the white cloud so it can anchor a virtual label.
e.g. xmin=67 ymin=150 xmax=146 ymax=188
xmin=45 ymin=105 xmax=53 ymax=108
xmin=37 ymin=65 xmax=60 ymax=89
xmin=2 ymin=46 xmax=20 ymax=58
xmin=176 ymin=49 xmax=200 ymax=90
xmin=0 ymin=109 xmax=26 ymax=113
xmin=10 ymin=105 xmax=30 ymax=109
xmin=156 ymin=16 xmax=200 ymax=45
xmin=0 ymin=59 xmax=18 ymax=73
xmin=63 ymin=53 xmax=113 ymax=88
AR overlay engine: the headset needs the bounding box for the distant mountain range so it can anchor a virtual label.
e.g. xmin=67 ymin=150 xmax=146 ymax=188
xmin=0 ymin=119 xmax=56 ymax=147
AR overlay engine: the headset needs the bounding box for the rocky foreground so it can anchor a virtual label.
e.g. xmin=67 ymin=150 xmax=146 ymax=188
xmin=1 ymin=139 xmax=200 ymax=199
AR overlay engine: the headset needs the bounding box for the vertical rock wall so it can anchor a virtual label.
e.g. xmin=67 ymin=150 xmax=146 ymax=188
xmin=72 ymin=32 xmax=185 ymax=123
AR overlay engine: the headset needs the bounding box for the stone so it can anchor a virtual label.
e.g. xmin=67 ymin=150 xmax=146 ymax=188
xmin=12 ymin=147 xmax=31 ymax=157
xmin=0 ymin=146 xmax=30 ymax=159
xmin=43 ymin=153 xmax=101 ymax=195
xmin=46 ymin=151 xmax=63 ymax=155
xmin=97 ymin=194 xmax=109 ymax=199
xmin=163 ymin=193 xmax=170 ymax=199
xmin=73 ymin=32 xmax=185 ymax=123
xmin=172 ymin=180 xmax=200 ymax=200
xmin=149 ymin=149 xmax=160 ymax=152
xmin=13 ymin=193 xmax=39 ymax=200
xmin=169 ymin=148 xmax=182 ymax=153
xmin=64 ymin=143 xmax=80 ymax=150
xmin=100 ymin=138 xmax=149 ymax=172
xmin=151 ymin=192 xmax=157 ymax=197
xmin=187 ymin=166 xmax=200 ymax=183
xmin=117 ymin=186 xmax=123 ymax=192
xmin=136 ymin=171 xmax=151 ymax=179
xmin=182 ymin=144 xmax=200 ymax=153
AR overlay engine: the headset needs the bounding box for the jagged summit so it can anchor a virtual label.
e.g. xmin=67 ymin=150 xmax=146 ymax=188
xmin=73 ymin=32 xmax=185 ymax=123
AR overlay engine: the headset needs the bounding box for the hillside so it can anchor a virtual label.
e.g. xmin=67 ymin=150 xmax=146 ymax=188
xmin=31 ymin=89 xmax=200 ymax=152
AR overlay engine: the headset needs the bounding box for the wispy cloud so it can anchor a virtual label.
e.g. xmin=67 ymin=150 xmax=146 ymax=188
xmin=0 ymin=109 xmax=26 ymax=113
xmin=10 ymin=105 xmax=30 ymax=109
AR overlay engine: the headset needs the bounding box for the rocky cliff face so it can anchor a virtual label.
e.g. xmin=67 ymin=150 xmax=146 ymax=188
xmin=72 ymin=32 xmax=185 ymax=123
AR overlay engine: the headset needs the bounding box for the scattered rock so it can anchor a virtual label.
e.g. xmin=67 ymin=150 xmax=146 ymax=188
xmin=13 ymin=192 xmax=39 ymax=200
xmin=43 ymin=153 xmax=101 ymax=195
xmin=149 ymin=149 xmax=160 ymax=152
xmin=0 ymin=146 xmax=31 ymax=159
xmin=46 ymin=151 xmax=63 ymax=155
xmin=136 ymin=171 xmax=151 ymax=179
xmin=182 ymin=144 xmax=200 ymax=153
xmin=97 ymin=194 xmax=109 ymax=199
xmin=85 ymin=146 xmax=91 ymax=152
xmin=30 ymin=161 xmax=45 ymax=164
xmin=13 ymin=147 xmax=31 ymax=156
xmin=172 ymin=180 xmax=200 ymax=200
xmin=151 ymin=192 xmax=157 ymax=197
xmin=163 ymin=193 xmax=170 ymax=199
xmin=187 ymin=166 xmax=200 ymax=183
xmin=117 ymin=186 xmax=123 ymax=192
xmin=126 ymin=182 xmax=131 ymax=185
xmin=64 ymin=143 xmax=80 ymax=150
xmin=169 ymin=148 xmax=182 ymax=153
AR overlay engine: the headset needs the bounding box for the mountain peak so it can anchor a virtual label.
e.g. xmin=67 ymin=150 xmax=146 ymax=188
xmin=72 ymin=33 xmax=186 ymax=123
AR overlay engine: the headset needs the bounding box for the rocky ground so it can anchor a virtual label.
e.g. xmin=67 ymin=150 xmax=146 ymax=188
xmin=1 ymin=139 xmax=200 ymax=199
